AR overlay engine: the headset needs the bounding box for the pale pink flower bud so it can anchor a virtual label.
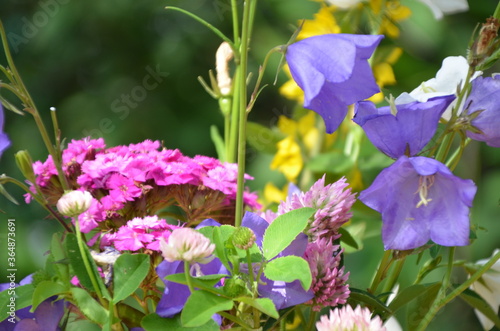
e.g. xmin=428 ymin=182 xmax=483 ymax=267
xmin=56 ymin=190 xmax=93 ymax=217
xmin=159 ymin=228 xmax=215 ymax=264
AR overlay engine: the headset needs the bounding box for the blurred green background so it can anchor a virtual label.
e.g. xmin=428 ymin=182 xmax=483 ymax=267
xmin=0 ymin=0 xmax=499 ymax=329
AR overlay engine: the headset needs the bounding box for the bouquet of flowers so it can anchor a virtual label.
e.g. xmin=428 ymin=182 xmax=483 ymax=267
xmin=1 ymin=0 xmax=500 ymax=330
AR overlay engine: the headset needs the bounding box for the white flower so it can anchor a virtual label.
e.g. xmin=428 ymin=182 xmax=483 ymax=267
xmin=417 ymin=0 xmax=469 ymax=20
xmin=159 ymin=228 xmax=215 ymax=264
xmin=395 ymin=56 xmax=481 ymax=120
xmin=56 ymin=190 xmax=93 ymax=217
xmin=470 ymin=249 xmax=500 ymax=330
xmin=325 ymin=0 xmax=364 ymax=10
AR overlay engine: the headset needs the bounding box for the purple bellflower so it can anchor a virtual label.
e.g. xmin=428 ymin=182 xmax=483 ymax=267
xmin=464 ymin=76 xmax=500 ymax=147
xmin=354 ymin=98 xmax=476 ymax=250
xmin=0 ymin=275 xmax=65 ymax=331
xmin=354 ymin=96 xmax=455 ymax=158
xmin=286 ymin=34 xmax=383 ymax=134
xmin=0 ymin=103 xmax=11 ymax=158
xmin=359 ymin=156 xmax=476 ymax=250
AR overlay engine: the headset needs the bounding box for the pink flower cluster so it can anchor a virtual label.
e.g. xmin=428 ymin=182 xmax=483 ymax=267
xmin=103 ymin=216 xmax=181 ymax=252
xmin=316 ymin=305 xmax=386 ymax=331
xmin=304 ymin=238 xmax=350 ymax=311
xmin=266 ymin=176 xmax=356 ymax=241
xmin=26 ymin=138 xmax=260 ymax=234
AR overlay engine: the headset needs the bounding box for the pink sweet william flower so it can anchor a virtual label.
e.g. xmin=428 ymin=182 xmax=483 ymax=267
xmin=304 ymin=238 xmax=350 ymax=311
xmin=316 ymin=305 xmax=386 ymax=331
xmin=160 ymin=228 xmax=215 ymax=264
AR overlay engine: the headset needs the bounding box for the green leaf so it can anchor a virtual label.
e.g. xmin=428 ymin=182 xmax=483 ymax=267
xmin=181 ymin=291 xmax=233 ymax=327
xmin=65 ymin=233 xmax=110 ymax=300
xmin=388 ymin=282 xmax=441 ymax=313
xmin=348 ymin=288 xmax=392 ymax=317
xmin=112 ymin=253 xmax=149 ymax=303
xmin=262 ymin=207 xmax=315 ymax=260
xmin=0 ymin=284 xmax=34 ymax=323
xmin=0 ymin=183 xmax=19 ymax=204
xmin=235 ymin=297 xmax=279 ymax=319
xmin=246 ymin=121 xmax=284 ymax=154
xmin=141 ymin=313 xmax=219 ymax=330
xmin=210 ymin=125 xmax=226 ymax=162
xmin=31 ymin=280 xmax=67 ymax=311
xmin=406 ymin=282 xmax=441 ymax=329
xmin=459 ymin=287 xmax=500 ymax=329
xmin=338 ymin=226 xmax=359 ymax=250
xmin=50 ymin=233 xmax=70 ymax=283
xmin=264 ymin=256 xmax=312 ymax=291
xmin=210 ymin=226 xmax=235 ymax=271
xmin=70 ymin=287 xmax=108 ymax=325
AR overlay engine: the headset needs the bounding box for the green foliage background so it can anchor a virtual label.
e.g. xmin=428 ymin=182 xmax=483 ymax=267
xmin=0 ymin=0 xmax=499 ymax=329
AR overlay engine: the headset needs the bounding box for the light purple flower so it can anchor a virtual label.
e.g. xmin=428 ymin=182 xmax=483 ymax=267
xmin=354 ymin=96 xmax=455 ymax=158
xmin=286 ymin=34 xmax=383 ymax=133
xmin=304 ymin=237 xmax=350 ymax=311
xmin=316 ymin=305 xmax=386 ymax=331
xmin=0 ymin=103 xmax=10 ymax=158
xmin=359 ymin=156 xmax=476 ymax=250
xmin=464 ymin=76 xmax=500 ymax=147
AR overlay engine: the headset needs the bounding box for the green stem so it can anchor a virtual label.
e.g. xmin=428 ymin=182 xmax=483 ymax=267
xmin=414 ymin=247 xmax=493 ymax=331
xmin=218 ymin=311 xmax=254 ymax=330
xmin=446 ymin=137 xmax=470 ymax=171
xmin=165 ymin=7 xmax=238 ymax=59
xmin=231 ymin=0 xmax=240 ymax=44
xmin=369 ymin=250 xmax=393 ymax=293
xmin=435 ymin=131 xmax=455 ymax=163
xmin=184 ymin=261 xmax=195 ymax=293
xmin=74 ymin=217 xmax=105 ymax=304
xmin=228 ymin=67 xmax=241 ymax=163
xmin=234 ymin=0 xmax=257 ymax=227
xmin=495 ymin=1 xmax=500 ymax=20
xmin=247 ymin=46 xmax=282 ymax=112
xmin=306 ymin=310 xmax=317 ymax=331
xmin=381 ymin=257 xmax=406 ymax=296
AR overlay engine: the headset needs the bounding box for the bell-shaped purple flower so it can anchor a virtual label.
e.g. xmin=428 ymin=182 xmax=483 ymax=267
xmin=359 ymin=156 xmax=476 ymax=250
xmin=353 ymin=96 xmax=455 ymax=158
xmin=286 ymin=34 xmax=383 ymax=134
xmin=0 ymin=103 xmax=11 ymax=158
xmin=464 ymin=76 xmax=500 ymax=147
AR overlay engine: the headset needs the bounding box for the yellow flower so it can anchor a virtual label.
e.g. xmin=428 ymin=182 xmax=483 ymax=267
xmin=369 ymin=47 xmax=403 ymax=103
xmin=298 ymin=6 xmax=341 ymax=40
xmin=270 ymin=136 xmax=303 ymax=182
xmin=263 ymin=182 xmax=288 ymax=205
xmin=369 ymin=0 xmax=411 ymax=38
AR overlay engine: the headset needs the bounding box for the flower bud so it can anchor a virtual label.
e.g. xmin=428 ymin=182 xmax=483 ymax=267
xmin=216 ymin=42 xmax=233 ymax=96
xmin=471 ymin=17 xmax=500 ymax=67
xmin=159 ymin=228 xmax=215 ymax=264
xmin=56 ymin=190 xmax=93 ymax=217
xmin=223 ymin=276 xmax=248 ymax=298
xmin=15 ymin=150 xmax=36 ymax=183
xmin=231 ymin=226 xmax=256 ymax=250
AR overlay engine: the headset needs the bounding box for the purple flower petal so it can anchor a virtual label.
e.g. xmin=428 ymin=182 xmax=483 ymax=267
xmin=359 ymin=156 xmax=476 ymax=250
xmin=0 ymin=103 xmax=11 ymax=158
xmin=465 ymin=76 xmax=500 ymax=147
xmin=353 ymin=96 xmax=455 ymax=158
xmin=286 ymin=34 xmax=383 ymax=134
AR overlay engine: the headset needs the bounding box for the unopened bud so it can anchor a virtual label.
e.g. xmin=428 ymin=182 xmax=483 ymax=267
xmin=223 ymin=276 xmax=248 ymax=298
xmin=231 ymin=226 xmax=256 ymax=250
xmin=216 ymin=42 xmax=234 ymax=96
xmin=56 ymin=190 xmax=93 ymax=217
xmin=15 ymin=150 xmax=36 ymax=183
